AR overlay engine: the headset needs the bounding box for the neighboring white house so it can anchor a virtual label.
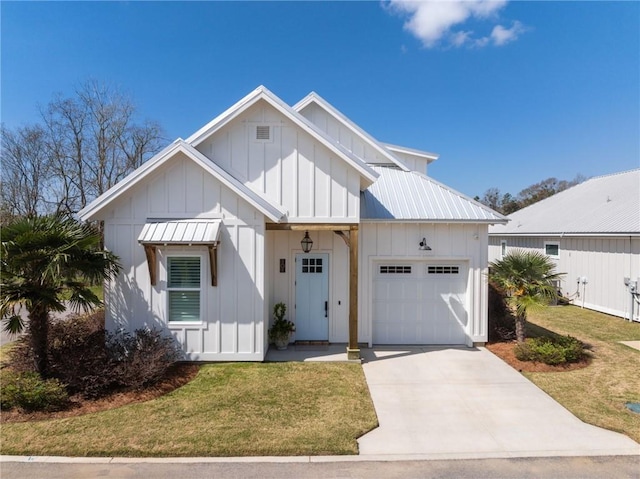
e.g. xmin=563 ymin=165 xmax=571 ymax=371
xmin=79 ymin=86 xmax=507 ymax=361
xmin=489 ymin=169 xmax=640 ymax=322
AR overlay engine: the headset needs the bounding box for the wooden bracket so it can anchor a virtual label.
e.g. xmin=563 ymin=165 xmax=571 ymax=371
xmin=143 ymin=244 xmax=158 ymax=286
xmin=208 ymin=244 xmax=218 ymax=287
xmin=143 ymin=242 xmax=218 ymax=287
xmin=333 ymin=230 xmax=351 ymax=248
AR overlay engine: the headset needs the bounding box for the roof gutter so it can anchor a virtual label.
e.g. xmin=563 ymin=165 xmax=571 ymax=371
xmin=488 ymin=232 xmax=640 ymax=237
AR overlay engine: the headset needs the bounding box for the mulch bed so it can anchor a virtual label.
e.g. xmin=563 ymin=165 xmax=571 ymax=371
xmin=1 ymin=363 xmax=200 ymax=423
xmin=486 ymin=341 xmax=591 ymax=373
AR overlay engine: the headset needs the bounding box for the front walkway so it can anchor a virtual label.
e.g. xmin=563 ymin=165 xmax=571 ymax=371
xmin=358 ymin=346 xmax=639 ymax=459
xmin=265 ymin=343 xmax=353 ymax=362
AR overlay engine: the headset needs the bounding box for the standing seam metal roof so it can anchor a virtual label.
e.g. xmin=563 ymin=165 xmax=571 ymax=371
xmin=489 ymin=169 xmax=640 ymax=235
xmin=361 ymin=167 xmax=507 ymax=222
xmin=138 ymin=220 xmax=222 ymax=245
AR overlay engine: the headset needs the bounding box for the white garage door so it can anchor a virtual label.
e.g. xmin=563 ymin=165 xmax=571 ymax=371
xmin=372 ymin=262 xmax=468 ymax=345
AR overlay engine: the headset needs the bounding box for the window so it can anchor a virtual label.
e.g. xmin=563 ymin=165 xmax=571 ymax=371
xmin=500 ymin=240 xmax=507 ymax=258
xmin=301 ymin=257 xmax=323 ymax=274
xmin=167 ymin=256 xmax=201 ymax=322
xmin=379 ymin=265 xmax=412 ymax=274
xmin=427 ymin=265 xmax=460 ymax=275
xmin=545 ymin=242 xmax=560 ymax=258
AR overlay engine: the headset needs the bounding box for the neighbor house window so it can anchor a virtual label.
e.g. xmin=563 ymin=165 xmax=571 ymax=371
xmin=544 ymin=242 xmax=560 ymax=258
xmin=167 ymin=256 xmax=201 ymax=322
xmin=500 ymin=240 xmax=507 ymax=258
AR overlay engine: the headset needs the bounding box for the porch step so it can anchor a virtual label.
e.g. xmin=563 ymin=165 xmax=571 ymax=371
xmin=295 ymin=340 xmax=329 ymax=346
xmin=294 ymin=340 xmax=329 ymax=351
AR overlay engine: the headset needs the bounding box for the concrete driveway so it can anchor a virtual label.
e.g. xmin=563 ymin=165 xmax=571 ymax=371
xmin=358 ymin=346 xmax=639 ymax=459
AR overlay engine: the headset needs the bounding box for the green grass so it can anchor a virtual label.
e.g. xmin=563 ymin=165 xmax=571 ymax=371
xmin=60 ymin=284 xmax=104 ymax=302
xmin=1 ymin=362 xmax=378 ymax=457
xmin=524 ymin=305 xmax=640 ymax=443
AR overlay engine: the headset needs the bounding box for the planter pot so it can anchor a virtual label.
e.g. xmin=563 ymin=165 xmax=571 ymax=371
xmin=274 ymin=335 xmax=290 ymax=350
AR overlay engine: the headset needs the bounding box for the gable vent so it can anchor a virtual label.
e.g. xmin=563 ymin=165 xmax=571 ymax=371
xmin=256 ymin=125 xmax=271 ymax=141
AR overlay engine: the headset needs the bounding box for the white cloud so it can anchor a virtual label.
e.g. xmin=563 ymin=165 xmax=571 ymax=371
xmin=450 ymin=30 xmax=473 ymax=47
xmin=386 ymin=0 xmax=525 ymax=49
xmin=490 ymin=21 xmax=526 ymax=46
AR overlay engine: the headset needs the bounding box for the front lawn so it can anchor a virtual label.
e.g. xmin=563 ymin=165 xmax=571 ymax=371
xmin=1 ymin=362 xmax=378 ymax=457
xmin=522 ymin=306 xmax=640 ymax=443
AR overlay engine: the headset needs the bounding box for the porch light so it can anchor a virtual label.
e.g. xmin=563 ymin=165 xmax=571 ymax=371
xmin=419 ymin=238 xmax=432 ymax=251
xmin=301 ymin=231 xmax=313 ymax=253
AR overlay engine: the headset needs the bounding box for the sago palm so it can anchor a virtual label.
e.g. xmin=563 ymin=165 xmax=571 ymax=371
xmin=1 ymin=214 xmax=120 ymax=377
xmin=489 ymin=250 xmax=563 ymax=343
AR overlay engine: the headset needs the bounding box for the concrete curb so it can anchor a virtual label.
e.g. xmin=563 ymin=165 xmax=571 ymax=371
xmin=2 ymin=449 xmax=639 ymax=464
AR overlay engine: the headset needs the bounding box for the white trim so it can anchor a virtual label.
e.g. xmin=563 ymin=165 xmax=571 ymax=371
xmin=500 ymin=240 xmax=507 ymax=258
xmin=186 ymin=86 xmax=379 ymax=185
xmin=78 ymin=140 xmax=286 ymax=223
xmin=362 ymin=219 xmax=506 ymax=224
xmin=490 ymin=233 xmax=640 ymax=238
xmin=544 ymin=241 xmax=560 ymax=258
xmin=382 ymin=143 xmax=439 ymax=162
xmin=166 ymin=253 xmax=204 ymax=325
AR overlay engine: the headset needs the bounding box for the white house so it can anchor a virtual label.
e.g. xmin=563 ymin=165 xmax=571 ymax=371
xmin=79 ymin=86 xmax=507 ymax=361
xmin=489 ymin=169 xmax=640 ymax=322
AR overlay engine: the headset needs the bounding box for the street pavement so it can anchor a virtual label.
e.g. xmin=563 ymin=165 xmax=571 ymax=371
xmin=1 ymin=455 xmax=639 ymax=479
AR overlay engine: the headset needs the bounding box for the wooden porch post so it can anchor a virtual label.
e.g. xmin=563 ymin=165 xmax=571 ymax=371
xmin=347 ymin=226 xmax=360 ymax=360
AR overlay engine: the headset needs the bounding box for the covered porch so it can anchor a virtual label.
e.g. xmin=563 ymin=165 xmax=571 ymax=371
xmin=265 ymin=223 xmax=360 ymax=359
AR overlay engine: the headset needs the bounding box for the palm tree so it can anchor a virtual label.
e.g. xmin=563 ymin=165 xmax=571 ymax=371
xmin=489 ymin=250 xmax=563 ymax=343
xmin=1 ymin=214 xmax=120 ymax=377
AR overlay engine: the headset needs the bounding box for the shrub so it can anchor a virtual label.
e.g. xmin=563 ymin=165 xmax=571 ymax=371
xmin=1 ymin=371 xmax=69 ymax=412
xmin=514 ymin=335 xmax=585 ymax=365
xmin=488 ymin=281 xmax=516 ymax=342
xmin=107 ymin=328 xmax=182 ymax=390
xmin=7 ymin=310 xmax=182 ymax=399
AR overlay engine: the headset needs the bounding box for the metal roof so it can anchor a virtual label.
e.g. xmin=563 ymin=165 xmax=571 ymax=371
xmin=361 ymin=167 xmax=507 ymax=223
xmin=138 ymin=220 xmax=222 ymax=245
xmin=489 ymin=169 xmax=640 ymax=236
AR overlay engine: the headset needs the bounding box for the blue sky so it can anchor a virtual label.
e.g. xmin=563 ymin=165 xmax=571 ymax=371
xmin=2 ymin=1 xmax=638 ymax=198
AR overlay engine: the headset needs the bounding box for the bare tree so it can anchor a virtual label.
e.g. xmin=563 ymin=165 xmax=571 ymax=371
xmin=40 ymin=79 xmax=164 ymax=215
xmin=1 ymin=80 xmax=164 ymax=219
xmin=0 ymin=124 xmax=53 ymax=218
xmin=480 ymin=187 xmax=502 ymax=211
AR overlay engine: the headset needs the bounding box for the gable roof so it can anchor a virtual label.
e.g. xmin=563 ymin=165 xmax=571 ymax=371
xmin=185 ymin=85 xmax=378 ymax=187
xmin=293 ymin=92 xmax=411 ymax=172
xmin=362 ymin=166 xmax=508 ymax=223
xmin=382 ymin=143 xmax=439 ymax=164
xmin=489 ymin=169 xmax=640 ymax=236
xmin=78 ymin=139 xmax=286 ymax=223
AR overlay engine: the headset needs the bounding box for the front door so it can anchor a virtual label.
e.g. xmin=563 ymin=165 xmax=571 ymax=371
xmin=295 ymin=253 xmax=329 ymax=340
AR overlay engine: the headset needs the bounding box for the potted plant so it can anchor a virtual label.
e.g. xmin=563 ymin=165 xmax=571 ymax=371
xmin=269 ymin=302 xmax=295 ymax=350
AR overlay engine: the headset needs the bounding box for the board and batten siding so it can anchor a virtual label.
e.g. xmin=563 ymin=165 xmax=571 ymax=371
xmin=196 ymin=101 xmax=361 ymax=223
xmin=489 ymin=236 xmax=640 ymax=321
xmin=361 ymin=222 xmax=489 ymax=346
xmin=102 ymin=153 xmax=267 ymax=360
xmin=297 ymin=103 xmax=396 ymax=168
xmin=386 ymin=150 xmax=430 ymax=175
xmin=265 ymin=230 xmax=350 ymax=343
